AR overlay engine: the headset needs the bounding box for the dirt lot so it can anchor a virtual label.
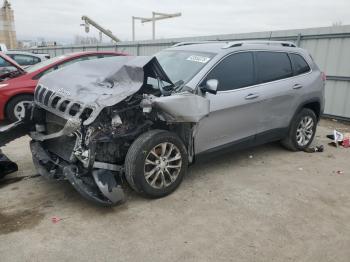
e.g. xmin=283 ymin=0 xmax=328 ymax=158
xmin=1 ymin=119 xmax=350 ymax=262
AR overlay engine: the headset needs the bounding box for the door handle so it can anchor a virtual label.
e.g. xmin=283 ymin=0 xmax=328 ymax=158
xmin=293 ymin=84 xmax=303 ymax=89
xmin=245 ymin=93 xmax=259 ymax=100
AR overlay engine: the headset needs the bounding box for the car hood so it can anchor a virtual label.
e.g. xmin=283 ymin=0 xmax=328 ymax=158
xmin=35 ymin=56 xmax=173 ymax=125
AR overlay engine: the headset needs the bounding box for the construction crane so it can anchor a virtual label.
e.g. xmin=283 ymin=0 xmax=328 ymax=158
xmin=81 ymin=15 xmax=120 ymax=43
xmin=132 ymin=12 xmax=181 ymax=41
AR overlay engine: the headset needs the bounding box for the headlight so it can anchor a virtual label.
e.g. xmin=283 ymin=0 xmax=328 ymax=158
xmin=0 ymin=83 xmax=8 ymax=88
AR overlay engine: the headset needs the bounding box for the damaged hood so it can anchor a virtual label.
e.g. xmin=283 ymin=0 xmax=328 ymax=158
xmin=35 ymin=56 xmax=173 ymax=125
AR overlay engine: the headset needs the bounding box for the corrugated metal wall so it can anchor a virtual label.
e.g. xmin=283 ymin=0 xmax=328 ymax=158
xmin=16 ymin=25 xmax=350 ymax=119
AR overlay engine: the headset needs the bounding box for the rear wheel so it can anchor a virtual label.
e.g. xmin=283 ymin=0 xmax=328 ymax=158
xmin=6 ymin=94 xmax=33 ymax=122
xmin=125 ymin=129 xmax=188 ymax=198
xmin=281 ymin=108 xmax=317 ymax=151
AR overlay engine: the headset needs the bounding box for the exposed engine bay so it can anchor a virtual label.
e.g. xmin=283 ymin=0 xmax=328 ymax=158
xmin=0 ymin=56 xmax=210 ymax=206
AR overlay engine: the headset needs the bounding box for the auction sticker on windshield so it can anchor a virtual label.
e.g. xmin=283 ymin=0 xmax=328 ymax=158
xmin=186 ymin=55 xmax=211 ymax=63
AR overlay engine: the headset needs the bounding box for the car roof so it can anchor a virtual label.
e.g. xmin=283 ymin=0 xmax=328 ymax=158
xmin=62 ymin=51 xmax=127 ymax=58
xmin=166 ymin=40 xmax=305 ymax=56
xmin=5 ymin=50 xmax=44 ymax=56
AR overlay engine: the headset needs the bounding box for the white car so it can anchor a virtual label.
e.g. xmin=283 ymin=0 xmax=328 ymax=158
xmin=4 ymin=51 xmax=50 ymax=68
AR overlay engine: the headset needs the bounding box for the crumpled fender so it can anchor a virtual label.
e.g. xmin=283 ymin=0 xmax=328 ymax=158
xmin=141 ymin=92 xmax=210 ymax=122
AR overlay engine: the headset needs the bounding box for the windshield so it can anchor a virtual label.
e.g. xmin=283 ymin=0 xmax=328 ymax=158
xmin=155 ymin=50 xmax=215 ymax=83
xmin=26 ymin=55 xmax=68 ymax=73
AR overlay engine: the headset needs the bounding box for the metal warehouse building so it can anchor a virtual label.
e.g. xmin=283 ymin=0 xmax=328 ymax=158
xmin=19 ymin=25 xmax=350 ymax=119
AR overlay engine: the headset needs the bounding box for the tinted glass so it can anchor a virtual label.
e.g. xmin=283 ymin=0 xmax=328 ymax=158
xmin=26 ymin=55 xmax=68 ymax=73
xmin=256 ymin=52 xmax=293 ymax=83
xmin=0 ymin=57 xmax=12 ymax=67
xmin=12 ymin=54 xmax=40 ymax=66
xmin=205 ymin=52 xmax=254 ymax=91
xmin=34 ymin=56 xmax=89 ymax=79
xmin=290 ymin=53 xmax=310 ymax=75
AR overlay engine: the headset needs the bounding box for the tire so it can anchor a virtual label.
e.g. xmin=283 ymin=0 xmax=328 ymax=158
xmin=281 ymin=108 xmax=317 ymax=151
xmin=6 ymin=94 xmax=33 ymax=122
xmin=125 ymin=129 xmax=188 ymax=198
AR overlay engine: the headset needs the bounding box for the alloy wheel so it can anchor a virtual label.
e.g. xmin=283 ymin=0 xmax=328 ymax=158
xmin=296 ymin=116 xmax=314 ymax=147
xmin=144 ymin=142 xmax=182 ymax=189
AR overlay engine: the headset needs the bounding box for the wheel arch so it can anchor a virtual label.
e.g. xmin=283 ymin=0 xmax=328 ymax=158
xmin=293 ymin=98 xmax=321 ymax=122
xmin=149 ymin=122 xmax=195 ymax=163
xmin=4 ymin=93 xmax=34 ymax=118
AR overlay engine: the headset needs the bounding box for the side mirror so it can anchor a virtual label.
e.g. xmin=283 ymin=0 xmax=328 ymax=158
xmin=201 ymin=79 xmax=218 ymax=95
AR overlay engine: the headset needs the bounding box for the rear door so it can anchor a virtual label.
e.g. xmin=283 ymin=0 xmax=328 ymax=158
xmin=195 ymin=51 xmax=262 ymax=154
xmin=254 ymin=51 xmax=296 ymax=137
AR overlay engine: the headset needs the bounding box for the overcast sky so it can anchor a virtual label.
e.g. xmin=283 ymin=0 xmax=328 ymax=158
xmin=10 ymin=0 xmax=350 ymax=43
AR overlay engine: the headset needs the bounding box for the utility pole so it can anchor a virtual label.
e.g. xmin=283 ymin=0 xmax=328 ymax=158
xmin=81 ymin=15 xmax=120 ymax=43
xmin=132 ymin=12 xmax=181 ymax=41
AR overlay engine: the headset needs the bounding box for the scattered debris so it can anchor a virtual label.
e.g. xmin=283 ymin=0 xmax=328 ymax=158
xmin=51 ymin=216 xmax=69 ymax=224
xmin=343 ymin=135 xmax=350 ymax=148
xmin=326 ymin=130 xmax=350 ymax=148
xmin=249 ymin=155 xmax=253 ymax=159
xmin=303 ymin=145 xmax=324 ymax=153
xmin=298 ymin=167 xmax=303 ymax=171
xmin=336 ymin=170 xmax=344 ymax=175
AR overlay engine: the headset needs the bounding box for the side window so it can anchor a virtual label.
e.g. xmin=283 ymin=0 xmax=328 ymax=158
xmin=86 ymin=55 xmax=102 ymax=60
xmin=205 ymin=52 xmax=254 ymax=91
xmin=33 ymin=57 xmax=89 ymax=79
xmin=100 ymin=54 xmax=118 ymax=58
xmin=12 ymin=54 xmax=40 ymax=66
xmin=290 ymin=53 xmax=310 ymax=75
xmin=256 ymin=52 xmax=293 ymax=83
xmin=0 ymin=57 xmax=12 ymax=67
xmin=57 ymin=56 xmax=89 ymax=68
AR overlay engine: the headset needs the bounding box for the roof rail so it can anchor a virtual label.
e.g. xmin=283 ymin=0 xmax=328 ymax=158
xmin=172 ymin=41 xmax=221 ymax=47
xmin=222 ymin=40 xmax=297 ymax=49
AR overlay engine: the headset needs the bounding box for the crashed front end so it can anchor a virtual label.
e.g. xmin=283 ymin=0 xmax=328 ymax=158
xmin=0 ymin=56 xmax=210 ymax=206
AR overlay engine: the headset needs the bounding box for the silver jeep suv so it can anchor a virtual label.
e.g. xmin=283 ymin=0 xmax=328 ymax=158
xmin=0 ymin=41 xmax=325 ymax=206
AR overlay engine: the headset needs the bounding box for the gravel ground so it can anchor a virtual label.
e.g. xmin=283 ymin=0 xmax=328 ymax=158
xmin=1 ymin=119 xmax=350 ymax=262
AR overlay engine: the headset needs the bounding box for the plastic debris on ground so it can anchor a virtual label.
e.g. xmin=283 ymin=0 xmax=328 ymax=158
xmin=51 ymin=216 xmax=69 ymax=224
xmin=326 ymin=130 xmax=350 ymax=148
xmin=303 ymin=145 xmax=324 ymax=153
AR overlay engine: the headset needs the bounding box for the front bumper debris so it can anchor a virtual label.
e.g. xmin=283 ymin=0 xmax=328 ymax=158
xmin=0 ymin=150 xmax=18 ymax=178
xmin=30 ymin=141 xmax=125 ymax=206
xmin=0 ymin=119 xmax=33 ymax=147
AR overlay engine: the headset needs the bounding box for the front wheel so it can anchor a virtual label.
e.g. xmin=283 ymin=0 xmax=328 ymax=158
xmin=125 ymin=129 xmax=188 ymax=198
xmin=281 ymin=108 xmax=317 ymax=151
xmin=6 ymin=94 xmax=33 ymax=122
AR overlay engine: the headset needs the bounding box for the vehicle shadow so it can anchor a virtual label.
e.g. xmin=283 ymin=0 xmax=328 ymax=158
xmin=185 ymin=141 xmax=286 ymax=183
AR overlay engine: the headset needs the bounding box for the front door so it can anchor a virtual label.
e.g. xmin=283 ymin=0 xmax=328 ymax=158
xmin=194 ymin=51 xmax=262 ymax=154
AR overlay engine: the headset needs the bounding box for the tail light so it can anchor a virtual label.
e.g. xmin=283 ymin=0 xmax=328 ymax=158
xmin=321 ymin=72 xmax=327 ymax=81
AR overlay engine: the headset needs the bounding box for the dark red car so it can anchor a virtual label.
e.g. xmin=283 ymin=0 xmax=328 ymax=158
xmin=0 ymin=51 xmax=126 ymax=122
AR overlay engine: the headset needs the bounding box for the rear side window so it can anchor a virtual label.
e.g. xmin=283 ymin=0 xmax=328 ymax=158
xmin=290 ymin=53 xmax=310 ymax=75
xmin=11 ymin=54 xmax=41 ymax=66
xmin=205 ymin=52 xmax=254 ymax=91
xmin=256 ymin=52 xmax=293 ymax=83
